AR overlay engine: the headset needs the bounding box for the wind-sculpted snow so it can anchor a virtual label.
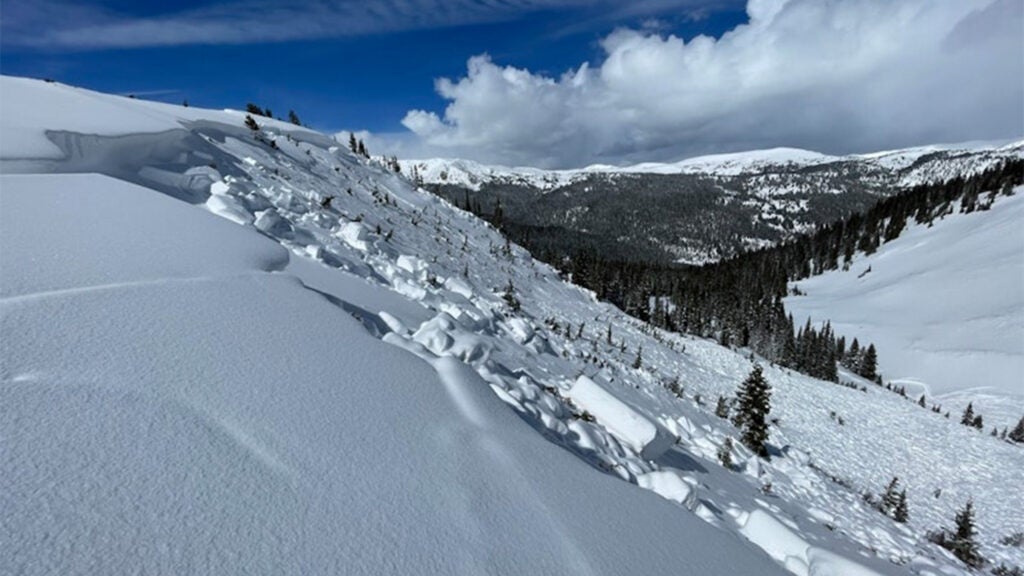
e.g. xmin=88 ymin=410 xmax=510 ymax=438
xmin=2 ymin=76 xmax=1021 ymax=575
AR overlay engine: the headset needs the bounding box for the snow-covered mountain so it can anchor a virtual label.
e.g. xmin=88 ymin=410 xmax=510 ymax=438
xmin=3 ymin=76 xmax=1022 ymax=576
xmin=404 ymin=143 xmax=1022 ymax=191
xmin=400 ymin=142 xmax=1022 ymax=265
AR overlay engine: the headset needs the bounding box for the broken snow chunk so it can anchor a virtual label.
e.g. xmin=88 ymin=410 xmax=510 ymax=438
xmin=254 ymin=209 xmax=293 ymax=238
xmin=396 ymin=254 xmax=427 ymax=274
xmin=505 ymin=317 xmax=535 ymax=344
xmin=566 ymin=375 xmax=676 ymax=460
xmin=637 ymin=470 xmax=696 ymax=507
xmin=444 ymin=276 xmax=474 ymax=299
xmin=336 ymin=221 xmax=370 ymax=251
xmin=209 ymin=180 xmax=231 ymax=196
xmin=205 ymin=194 xmax=253 ymax=226
xmin=378 ymin=312 xmax=409 ymax=335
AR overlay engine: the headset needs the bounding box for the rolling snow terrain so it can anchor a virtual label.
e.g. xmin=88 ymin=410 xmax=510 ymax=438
xmin=401 ymin=142 xmax=1022 ymax=264
xmin=786 ymin=191 xmax=1024 ymax=430
xmin=2 ymin=76 xmax=1023 ymax=576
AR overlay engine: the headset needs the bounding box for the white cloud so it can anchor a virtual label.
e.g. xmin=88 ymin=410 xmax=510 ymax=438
xmin=396 ymin=0 xmax=1023 ymax=167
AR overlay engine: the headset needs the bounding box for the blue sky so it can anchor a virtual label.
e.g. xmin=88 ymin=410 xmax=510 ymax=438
xmin=0 ymin=0 xmax=747 ymax=134
xmin=2 ymin=0 xmax=1020 ymax=167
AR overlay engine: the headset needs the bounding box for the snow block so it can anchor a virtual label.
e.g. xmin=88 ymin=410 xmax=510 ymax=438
xmin=637 ymin=471 xmax=697 ymax=508
xmin=336 ymin=221 xmax=370 ymax=252
xmin=567 ymin=375 xmax=676 ymax=460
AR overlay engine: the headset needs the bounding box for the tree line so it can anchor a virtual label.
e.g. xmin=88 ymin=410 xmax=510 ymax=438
xmin=460 ymin=158 xmax=1022 ymax=387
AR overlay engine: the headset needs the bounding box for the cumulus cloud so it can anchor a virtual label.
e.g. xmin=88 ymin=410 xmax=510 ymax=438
xmin=399 ymin=0 xmax=1024 ymax=167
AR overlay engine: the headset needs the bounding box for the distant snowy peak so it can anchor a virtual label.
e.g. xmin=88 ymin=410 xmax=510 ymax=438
xmin=666 ymin=147 xmax=840 ymax=175
xmin=402 ymin=140 xmax=1023 ymax=189
xmin=402 ymin=157 xmax=584 ymax=191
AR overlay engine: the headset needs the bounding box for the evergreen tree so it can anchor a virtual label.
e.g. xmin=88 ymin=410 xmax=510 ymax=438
xmin=1009 ymin=416 xmax=1024 ymax=443
xmin=894 ymin=489 xmax=909 ymax=523
xmin=244 ymin=114 xmax=260 ymax=132
xmin=972 ymin=414 xmax=983 ymax=430
xmin=714 ymin=396 xmax=730 ymax=419
xmin=245 ymin=103 xmax=265 ymax=116
xmin=949 ymin=500 xmax=984 ymax=568
xmin=632 ymin=346 xmax=643 ymax=370
xmin=735 ymin=365 xmax=772 ymax=457
xmin=860 ymin=344 xmax=878 ymax=380
xmin=348 ymin=133 xmax=358 ymax=154
xmin=881 ymin=477 xmax=901 ymax=515
xmin=288 ymin=110 xmax=301 ymax=125
xmin=960 ymin=402 xmax=976 ymax=426
xmin=502 ymin=280 xmax=521 ymax=312
xmin=918 ymin=394 xmax=927 ymax=408
xmin=718 ymin=437 xmax=734 ymax=469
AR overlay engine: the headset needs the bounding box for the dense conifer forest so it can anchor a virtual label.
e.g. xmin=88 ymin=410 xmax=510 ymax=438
xmin=458 ymin=159 xmax=1024 ymax=384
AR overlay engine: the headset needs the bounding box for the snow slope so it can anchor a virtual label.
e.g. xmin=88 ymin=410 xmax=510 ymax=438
xmin=3 ymin=76 xmax=1022 ymax=575
xmin=786 ymin=190 xmax=1024 ymax=428
xmin=2 ymin=172 xmax=792 ymax=576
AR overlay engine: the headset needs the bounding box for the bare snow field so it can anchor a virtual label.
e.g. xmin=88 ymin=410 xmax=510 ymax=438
xmin=2 ymin=76 xmax=1022 ymax=575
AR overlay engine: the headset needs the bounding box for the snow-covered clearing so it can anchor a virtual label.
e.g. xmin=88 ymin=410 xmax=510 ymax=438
xmin=787 ymin=191 xmax=1024 ymax=428
xmin=3 ymin=76 xmax=1022 ymax=575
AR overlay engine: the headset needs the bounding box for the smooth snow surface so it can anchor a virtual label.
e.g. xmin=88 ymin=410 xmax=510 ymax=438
xmin=0 ymin=174 xmax=288 ymax=298
xmin=3 ymin=76 xmax=1021 ymax=576
xmin=787 ymin=190 xmax=1024 ymax=424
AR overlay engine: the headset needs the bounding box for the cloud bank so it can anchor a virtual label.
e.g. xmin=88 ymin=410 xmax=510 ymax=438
xmin=397 ymin=0 xmax=1023 ymax=167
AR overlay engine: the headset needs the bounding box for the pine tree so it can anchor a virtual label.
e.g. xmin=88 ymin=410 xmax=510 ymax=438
xmin=860 ymin=344 xmax=878 ymax=380
xmin=502 ymin=280 xmax=520 ymax=312
xmin=632 ymin=346 xmax=643 ymax=370
xmin=288 ymin=110 xmax=301 ymax=126
xmin=735 ymin=365 xmax=772 ymax=457
xmin=348 ymin=133 xmax=358 ymax=154
xmin=893 ymin=489 xmax=909 ymax=523
xmin=881 ymin=477 xmax=901 ymax=515
xmin=714 ymin=396 xmax=730 ymax=419
xmin=972 ymin=414 xmax=983 ymax=430
xmin=1009 ymin=416 xmax=1024 ymax=443
xmin=244 ymin=114 xmax=260 ymax=132
xmin=949 ymin=499 xmax=984 ymax=568
xmin=246 ymin=103 xmax=264 ymax=116
xmin=718 ymin=437 xmax=734 ymax=469
xmin=918 ymin=395 xmax=927 ymax=408
xmin=960 ymin=402 xmax=975 ymax=426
